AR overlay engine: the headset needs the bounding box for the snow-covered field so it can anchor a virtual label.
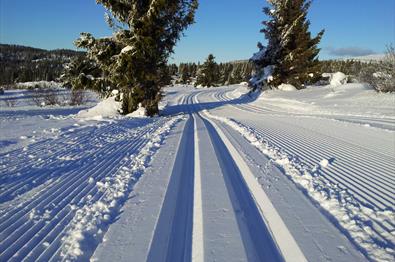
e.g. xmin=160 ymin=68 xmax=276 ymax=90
xmin=0 ymin=83 xmax=394 ymax=261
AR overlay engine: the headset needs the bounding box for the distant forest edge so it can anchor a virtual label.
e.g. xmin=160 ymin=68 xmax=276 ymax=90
xmin=0 ymin=44 xmax=85 ymax=85
xmin=0 ymin=43 xmax=390 ymax=90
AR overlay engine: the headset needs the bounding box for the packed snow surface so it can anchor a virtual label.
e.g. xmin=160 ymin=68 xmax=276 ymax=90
xmin=277 ymin=83 xmax=297 ymax=91
xmin=1 ymin=82 xmax=394 ymax=261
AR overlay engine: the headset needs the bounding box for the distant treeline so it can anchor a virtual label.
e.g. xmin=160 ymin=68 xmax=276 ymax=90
xmin=176 ymin=60 xmax=254 ymax=86
xmin=0 ymin=44 xmax=84 ymax=85
xmin=2 ymin=44 xmax=392 ymax=92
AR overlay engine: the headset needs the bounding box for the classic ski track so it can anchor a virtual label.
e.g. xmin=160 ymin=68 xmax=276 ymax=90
xmin=146 ymin=95 xmax=195 ymax=262
xmin=0 ymin=117 xmax=176 ymax=261
xmin=146 ymin=92 xmax=294 ymax=261
xmin=191 ymin=93 xmax=300 ymax=262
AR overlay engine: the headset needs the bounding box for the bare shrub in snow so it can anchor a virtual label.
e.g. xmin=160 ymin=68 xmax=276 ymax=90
xmin=42 ymin=89 xmax=59 ymax=105
xmin=30 ymin=88 xmax=60 ymax=106
xmin=359 ymin=45 xmax=395 ymax=92
xmin=30 ymin=89 xmax=44 ymax=106
xmin=3 ymin=98 xmax=18 ymax=107
xmin=69 ymin=89 xmax=87 ymax=106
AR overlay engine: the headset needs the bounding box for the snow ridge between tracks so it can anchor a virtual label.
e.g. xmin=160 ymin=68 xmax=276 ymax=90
xmin=60 ymin=115 xmax=184 ymax=260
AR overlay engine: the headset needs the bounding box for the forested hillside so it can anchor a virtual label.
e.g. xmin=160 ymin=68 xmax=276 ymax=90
xmin=0 ymin=44 xmax=84 ymax=85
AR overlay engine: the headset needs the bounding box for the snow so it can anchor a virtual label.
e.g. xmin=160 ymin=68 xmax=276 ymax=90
xmin=0 ymin=89 xmax=184 ymax=261
xmin=234 ymin=83 xmax=394 ymax=125
xmin=192 ymin=116 xmax=204 ymax=262
xmin=277 ymin=83 xmax=297 ymax=91
xmin=1 ymin=83 xmax=394 ymax=261
xmin=197 ymin=84 xmax=395 ymax=261
xmin=329 ymin=72 xmax=348 ymax=87
xmin=202 ymin=110 xmax=306 ymax=261
xmin=126 ymin=103 xmax=147 ymax=118
xmin=229 ymin=84 xmax=250 ymax=99
xmin=120 ymin=45 xmax=133 ymax=54
xmin=15 ymin=80 xmax=60 ymax=89
xmin=249 ymin=65 xmax=274 ymax=88
xmin=319 ymin=159 xmax=330 ymax=168
xmin=77 ymin=96 xmax=121 ymax=120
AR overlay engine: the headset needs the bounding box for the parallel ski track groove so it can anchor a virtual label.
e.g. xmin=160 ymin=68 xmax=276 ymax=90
xmin=247 ymin=123 xmax=395 ymax=210
xmin=216 ymin=89 xmax=395 ymax=134
xmin=0 ymin=118 xmax=172 ymax=261
xmin=215 ymin=89 xmax=395 ymax=156
xmin=212 ymin=89 xmax=395 ymax=210
xmin=204 ymin=88 xmax=394 ymax=250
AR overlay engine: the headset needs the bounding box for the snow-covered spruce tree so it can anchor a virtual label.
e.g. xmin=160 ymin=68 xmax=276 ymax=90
xmin=62 ymin=56 xmax=108 ymax=95
xmin=73 ymin=0 xmax=198 ymax=116
xmin=195 ymin=54 xmax=220 ymax=87
xmin=250 ymin=0 xmax=324 ymax=90
xmin=179 ymin=64 xmax=191 ymax=84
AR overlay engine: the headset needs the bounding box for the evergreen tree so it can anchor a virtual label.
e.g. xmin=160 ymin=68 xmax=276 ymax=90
xmin=73 ymin=0 xmax=198 ymax=116
xmin=195 ymin=54 xmax=219 ymax=87
xmin=251 ymin=0 xmax=324 ymax=90
xmin=180 ymin=65 xmax=191 ymax=84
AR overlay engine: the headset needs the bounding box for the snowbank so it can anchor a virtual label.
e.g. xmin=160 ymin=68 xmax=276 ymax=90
xmin=77 ymin=97 xmax=150 ymax=120
xmin=249 ymin=66 xmax=273 ymax=89
xmin=126 ymin=104 xmax=147 ymax=118
xmin=254 ymin=83 xmax=393 ymax=119
xmin=277 ymin=84 xmax=297 ymax=91
xmin=322 ymin=72 xmax=348 ymax=87
xmin=229 ymin=84 xmax=250 ymax=99
xmin=77 ymin=96 xmax=121 ymax=120
xmin=15 ymin=81 xmax=60 ymax=89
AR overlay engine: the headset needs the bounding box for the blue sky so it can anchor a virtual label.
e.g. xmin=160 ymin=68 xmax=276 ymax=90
xmin=1 ymin=0 xmax=394 ymax=63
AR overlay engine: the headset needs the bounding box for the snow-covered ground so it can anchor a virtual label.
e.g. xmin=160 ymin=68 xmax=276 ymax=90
xmin=1 ymin=83 xmax=394 ymax=261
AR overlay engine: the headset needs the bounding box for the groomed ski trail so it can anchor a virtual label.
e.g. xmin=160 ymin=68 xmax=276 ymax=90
xmin=0 ymin=116 xmax=183 ymax=261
